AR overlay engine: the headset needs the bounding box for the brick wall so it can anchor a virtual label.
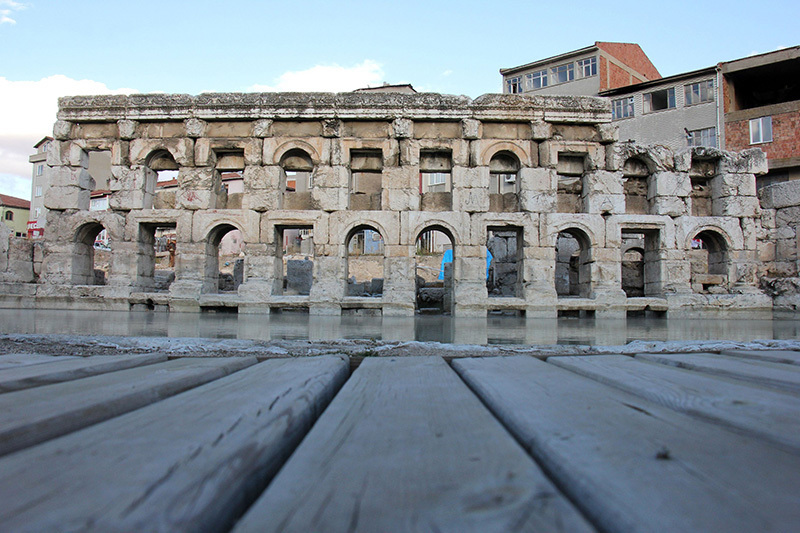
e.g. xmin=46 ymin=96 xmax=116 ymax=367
xmin=727 ymin=109 xmax=800 ymax=161
xmin=597 ymin=42 xmax=661 ymax=81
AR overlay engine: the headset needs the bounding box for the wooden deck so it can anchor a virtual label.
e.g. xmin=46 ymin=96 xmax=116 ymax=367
xmin=0 ymin=349 xmax=799 ymax=532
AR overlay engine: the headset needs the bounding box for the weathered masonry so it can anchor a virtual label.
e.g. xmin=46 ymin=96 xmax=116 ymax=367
xmin=0 ymin=92 xmax=776 ymax=317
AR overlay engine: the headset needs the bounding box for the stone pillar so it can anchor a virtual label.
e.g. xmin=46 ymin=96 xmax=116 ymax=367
xmin=237 ymin=242 xmax=274 ymax=313
xmin=522 ymin=245 xmax=557 ymax=318
xmin=453 ymin=245 xmax=488 ymax=317
xmin=649 ymin=171 xmax=690 ymax=217
xmin=383 ymin=248 xmax=415 ymax=316
xmin=582 ymin=170 xmax=625 ymax=214
xmin=169 ymin=241 xmax=205 ymax=311
xmin=519 ymin=167 xmax=556 ymax=213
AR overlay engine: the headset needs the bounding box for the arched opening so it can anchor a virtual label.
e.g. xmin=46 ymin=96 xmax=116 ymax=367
xmin=689 ymin=230 xmax=729 ymax=293
xmin=350 ymin=149 xmax=383 ymax=210
xmin=345 ymin=226 xmax=384 ymax=297
xmin=72 ymin=222 xmax=108 ymax=285
xmin=147 ymin=150 xmax=179 ymax=184
xmin=280 ymin=149 xmax=314 ymax=210
xmin=274 ymin=226 xmax=314 ymax=296
xmin=415 ymin=227 xmax=454 ymax=314
xmin=489 ymin=151 xmax=520 ymax=212
xmin=622 ymin=157 xmax=650 ymax=214
xmin=204 ymin=224 xmax=244 ymax=293
xmin=621 ymin=229 xmax=662 ymax=297
xmin=555 ymin=229 xmax=591 ymax=297
xmin=137 ymin=222 xmax=177 ymax=292
xmin=487 ymin=227 xmax=522 ymax=298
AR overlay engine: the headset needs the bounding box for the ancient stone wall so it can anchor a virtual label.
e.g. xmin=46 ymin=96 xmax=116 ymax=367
xmin=0 ymin=92 xmax=776 ymax=317
xmin=757 ymin=180 xmax=800 ymax=312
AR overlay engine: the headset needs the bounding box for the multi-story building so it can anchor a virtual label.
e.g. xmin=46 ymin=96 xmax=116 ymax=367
xmin=721 ymin=46 xmax=800 ymax=188
xmin=500 ymin=42 xmax=661 ymax=97
xmin=28 ymin=136 xmax=53 ymax=237
xmin=0 ymin=194 xmax=30 ymax=237
xmin=599 ymin=67 xmax=720 ymax=151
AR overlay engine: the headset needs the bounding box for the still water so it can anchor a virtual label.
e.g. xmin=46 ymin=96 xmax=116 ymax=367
xmin=1 ymin=309 xmax=799 ymax=346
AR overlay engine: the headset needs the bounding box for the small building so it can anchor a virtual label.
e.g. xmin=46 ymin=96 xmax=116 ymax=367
xmin=28 ymin=136 xmax=53 ymax=236
xmin=720 ymin=46 xmax=800 ymax=189
xmin=0 ymin=194 xmax=31 ymax=238
xmin=500 ymin=42 xmax=661 ymax=96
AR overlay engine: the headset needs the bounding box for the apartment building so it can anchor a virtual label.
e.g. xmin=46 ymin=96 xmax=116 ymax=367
xmin=721 ymin=46 xmax=800 ymax=188
xmin=28 ymin=136 xmax=53 ymax=237
xmin=500 ymin=42 xmax=660 ymax=96
xmin=0 ymin=194 xmax=30 ymax=237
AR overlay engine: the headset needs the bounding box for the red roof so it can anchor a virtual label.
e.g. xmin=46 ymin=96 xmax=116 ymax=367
xmin=0 ymin=194 xmax=30 ymax=209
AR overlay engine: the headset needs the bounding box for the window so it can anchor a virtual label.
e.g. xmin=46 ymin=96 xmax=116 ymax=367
xmin=643 ymin=88 xmax=676 ymax=113
xmin=526 ymin=70 xmax=548 ymax=89
xmin=35 ymin=208 xmax=41 ymax=218
xmin=578 ymin=57 xmax=597 ymax=77
xmin=35 ymin=186 xmax=42 ymax=197
xmin=687 ymin=127 xmax=717 ymax=148
xmin=4 ymin=211 xmax=12 ymax=221
xmin=36 ymin=164 xmax=44 ymax=176
xmin=427 ymin=173 xmax=448 ymax=186
xmin=612 ymin=97 xmax=634 ymax=120
xmin=750 ymin=116 xmax=773 ymax=144
xmin=507 ymin=77 xmax=522 ymax=94
xmin=685 ymin=80 xmax=714 ymax=105
xmin=551 ymin=63 xmax=575 ymax=84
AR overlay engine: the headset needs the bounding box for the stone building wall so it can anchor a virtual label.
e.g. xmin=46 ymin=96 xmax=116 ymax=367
xmin=0 ymin=92 xmax=776 ymax=317
xmin=757 ymin=180 xmax=800 ymax=311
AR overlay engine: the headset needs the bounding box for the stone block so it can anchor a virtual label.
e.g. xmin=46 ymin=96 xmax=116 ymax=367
xmin=759 ymin=180 xmax=800 ymax=210
xmin=519 ymin=167 xmax=556 ymax=192
xmin=713 ymin=196 xmax=760 ymax=218
xmin=178 ymin=167 xmax=216 ymax=188
xmin=461 ymin=119 xmax=481 ymax=139
xmin=252 ymin=119 xmax=273 ymax=138
xmin=712 ymin=173 xmax=756 ymax=198
xmin=184 ymin=118 xmax=207 ymax=138
xmin=596 ymin=123 xmax=618 ymax=143
xmin=520 ymin=190 xmax=556 ymax=213
xmin=117 ymin=120 xmax=137 ymax=140
xmin=720 ymin=148 xmax=768 ymax=175
xmin=243 ymin=165 xmax=280 ymax=190
xmin=453 ymin=188 xmax=489 ymax=213
xmin=109 ymin=165 xmax=151 ymax=192
xmin=312 ymin=187 xmax=348 ymax=212
xmin=531 ymin=121 xmax=551 ymax=141
xmin=109 ymin=188 xmax=153 ymax=211
xmin=393 ymin=118 xmax=413 ymax=139
xmin=582 ymin=193 xmax=625 ymax=215
xmin=46 ymin=142 xmax=69 ymax=167
xmin=584 ymin=170 xmax=624 ymax=196
xmin=382 ymin=166 xmax=415 ymax=189
xmin=453 ymin=166 xmax=489 ymax=189
xmin=53 ymin=120 xmax=72 ymax=140
xmin=313 ymin=165 xmax=348 ymax=188
xmin=322 ymin=119 xmax=342 ymax=138
xmin=129 ymin=138 xmax=194 ymax=166
xmin=176 ymin=188 xmax=217 ymax=210
xmin=649 ymin=172 xmax=691 ymax=198
xmin=384 ymin=189 xmax=419 ymax=212
xmin=44 ymin=185 xmax=90 ymax=210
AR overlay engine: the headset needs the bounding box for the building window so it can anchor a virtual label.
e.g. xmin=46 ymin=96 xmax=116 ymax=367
xmin=643 ymin=88 xmax=676 ymax=113
xmin=507 ymin=77 xmax=522 ymax=94
xmin=526 ymin=70 xmax=548 ymax=89
xmin=35 ymin=186 xmax=42 ymax=197
xmin=612 ymin=97 xmax=634 ymax=120
xmin=426 ymin=172 xmax=448 ymax=186
xmin=685 ymin=80 xmax=714 ymax=105
xmin=551 ymin=63 xmax=575 ymax=84
xmin=750 ymin=116 xmax=773 ymax=144
xmin=687 ymin=127 xmax=717 ymax=148
xmin=578 ymin=57 xmax=597 ymax=77
xmin=35 ymin=208 xmax=41 ymax=218
xmin=4 ymin=211 xmax=12 ymax=221
xmin=36 ymin=164 xmax=44 ymax=176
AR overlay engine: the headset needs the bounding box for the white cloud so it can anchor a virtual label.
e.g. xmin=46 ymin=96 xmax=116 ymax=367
xmin=0 ymin=75 xmax=135 ymax=198
xmin=247 ymin=60 xmax=384 ymax=93
xmin=0 ymin=0 xmax=26 ymax=25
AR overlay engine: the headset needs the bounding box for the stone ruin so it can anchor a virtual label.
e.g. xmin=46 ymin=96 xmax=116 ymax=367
xmin=1 ymin=90 xmax=796 ymax=318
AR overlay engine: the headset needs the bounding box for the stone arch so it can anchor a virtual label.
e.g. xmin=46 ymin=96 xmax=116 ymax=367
xmin=489 ymin=150 xmax=522 ymax=212
xmin=273 ymin=141 xmax=321 ymax=167
xmin=203 ymin=222 xmax=246 ymax=294
xmin=480 ymin=142 xmax=531 ymax=168
xmin=555 ymin=227 xmax=593 ymax=298
xmin=683 ymin=223 xmax=735 ymax=251
xmin=409 ymin=219 xmax=464 ymax=249
xmin=345 ymin=224 xmax=385 ymax=297
xmin=546 ymin=220 xmax=600 ymax=249
xmin=278 ymin=146 xmax=315 ymax=209
xmin=341 ymin=219 xmax=392 ymax=248
xmin=72 ymin=221 xmax=108 ymax=285
xmin=621 ymin=246 xmax=645 ymax=297
xmin=415 ymin=224 xmax=456 ymax=314
xmin=130 ymin=143 xmax=184 ymax=167
xmin=688 ymin=228 xmax=730 ymax=293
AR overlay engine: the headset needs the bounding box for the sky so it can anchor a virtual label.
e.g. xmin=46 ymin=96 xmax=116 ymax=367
xmin=1 ymin=0 xmax=798 ymax=200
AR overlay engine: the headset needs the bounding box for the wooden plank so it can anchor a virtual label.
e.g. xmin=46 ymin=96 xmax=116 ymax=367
xmin=549 ymin=354 xmax=800 ymax=453
xmin=0 ymin=356 xmax=257 ymax=457
xmin=234 ymin=357 xmax=593 ymax=533
xmin=0 ymin=355 xmax=348 ymax=532
xmin=0 ymin=354 xmax=79 ymax=370
xmin=453 ymin=356 xmax=800 ymax=533
xmin=720 ymin=349 xmax=800 ymax=366
xmin=636 ymin=352 xmax=800 ymax=394
xmin=0 ymin=353 xmax=167 ymax=392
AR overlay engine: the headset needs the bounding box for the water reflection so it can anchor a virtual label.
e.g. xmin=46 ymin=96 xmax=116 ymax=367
xmin=0 ymin=309 xmax=798 ymax=346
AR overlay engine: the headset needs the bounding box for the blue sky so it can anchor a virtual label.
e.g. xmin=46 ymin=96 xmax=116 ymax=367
xmin=1 ymin=0 xmax=798 ymax=199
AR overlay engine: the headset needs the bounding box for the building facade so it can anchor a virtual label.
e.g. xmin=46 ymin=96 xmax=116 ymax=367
xmin=28 ymin=136 xmax=53 ymax=237
xmin=500 ymin=42 xmax=660 ymax=97
xmin=0 ymin=91 xmax=773 ymax=317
